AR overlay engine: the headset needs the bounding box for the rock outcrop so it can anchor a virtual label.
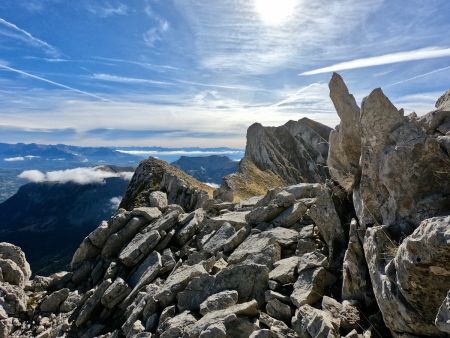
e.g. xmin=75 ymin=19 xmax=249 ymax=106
xmin=328 ymin=73 xmax=450 ymax=337
xmin=328 ymin=73 xmax=450 ymax=232
xmin=0 ymin=74 xmax=449 ymax=338
xmin=215 ymin=118 xmax=332 ymax=201
xmin=120 ymin=157 xmax=213 ymax=212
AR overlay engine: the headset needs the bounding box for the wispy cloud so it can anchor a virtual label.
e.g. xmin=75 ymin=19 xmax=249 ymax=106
xmin=0 ymin=18 xmax=59 ymax=56
xmin=86 ymin=1 xmax=128 ymax=18
xmin=300 ymin=47 xmax=450 ymax=75
xmin=0 ymin=64 xmax=112 ymax=102
xmin=142 ymin=0 xmax=170 ymax=47
xmin=91 ymin=73 xmax=172 ymax=86
xmin=143 ymin=20 xmax=170 ymax=47
xmin=94 ymin=56 xmax=179 ymax=71
xmin=176 ymin=0 xmax=383 ymax=74
xmin=176 ymin=79 xmax=269 ymax=92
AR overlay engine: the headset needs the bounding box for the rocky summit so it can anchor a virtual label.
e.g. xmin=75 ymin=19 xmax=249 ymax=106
xmin=0 ymin=74 xmax=449 ymax=338
xmin=215 ymin=118 xmax=332 ymax=201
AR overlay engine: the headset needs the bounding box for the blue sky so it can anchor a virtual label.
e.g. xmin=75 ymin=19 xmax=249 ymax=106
xmin=0 ymin=0 xmax=449 ymax=147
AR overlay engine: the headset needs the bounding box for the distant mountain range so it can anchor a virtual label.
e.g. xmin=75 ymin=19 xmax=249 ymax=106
xmin=0 ymin=166 xmax=131 ymax=275
xmin=0 ymin=143 xmax=244 ymax=202
xmin=171 ymin=155 xmax=238 ymax=185
xmin=0 ymin=143 xmax=244 ymax=170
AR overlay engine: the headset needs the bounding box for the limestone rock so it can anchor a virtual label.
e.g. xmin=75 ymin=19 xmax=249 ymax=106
xmin=155 ymin=262 xmax=208 ymax=307
xmin=436 ymin=291 xmax=450 ymax=334
xmin=199 ymin=322 xmax=227 ymax=338
xmin=119 ymin=157 xmax=212 ymax=212
xmin=272 ymin=190 xmax=296 ymax=208
xmin=297 ymin=251 xmax=328 ymax=272
xmin=0 ymin=282 xmax=27 ymax=315
xmin=131 ymin=207 xmax=163 ymax=222
xmin=213 ymin=263 xmax=269 ymax=305
xmin=76 ymin=279 xmax=112 ymax=327
xmin=246 ymin=204 xmax=285 ymax=225
xmin=148 ymin=191 xmax=168 ymax=210
xmin=342 ymin=219 xmax=372 ymax=307
xmin=177 ymin=275 xmax=216 ymax=312
xmin=209 ymin=211 xmax=249 ymax=230
xmin=308 ymin=185 xmax=345 ymax=268
xmin=174 ymin=209 xmax=205 ymax=246
xmin=119 ymin=230 xmax=161 ymax=267
xmin=216 ymin=117 xmax=331 ymax=201
xmin=127 ymin=251 xmax=162 ymax=301
xmin=157 ymin=305 xmax=177 ymax=333
xmin=101 ymin=216 xmax=148 ymax=258
xmin=60 ymin=291 xmax=81 ymax=313
xmin=228 ymin=232 xmax=281 ymax=268
xmin=0 ymin=243 xmax=31 ymax=281
xmin=291 ymin=267 xmax=336 ymax=308
xmin=202 ymin=222 xmax=236 ymax=254
xmin=295 ymin=304 xmax=340 ymax=338
xmin=199 ymin=290 xmax=238 ymax=315
xmin=364 ymin=224 xmax=447 ymax=337
xmin=159 ymin=311 xmax=197 ymax=338
xmin=272 ymin=201 xmax=307 ymax=227
xmin=40 ymin=288 xmax=70 ymax=313
xmin=0 ymin=259 xmax=25 ymax=287
xmin=327 ymin=72 xmax=361 ymax=192
xmin=266 ymin=298 xmax=292 ymax=322
xmin=101 ymin=278 xmax=130 ymax=309
xmin=249 ymin=329 xmax=280 ymax=338
xmin=269 ymin=257 xmax=299 ymax=284
xmin=187 ymin=300 xmax=259 ymax=337
xmin=328 ymin=75 xmax=450 ymax=231
xmin=321 ymin=296 xmax=360 ymax=331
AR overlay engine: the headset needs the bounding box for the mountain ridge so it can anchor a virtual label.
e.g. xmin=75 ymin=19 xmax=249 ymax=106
xmin=215 ymin=117 xmax=332 ymax=201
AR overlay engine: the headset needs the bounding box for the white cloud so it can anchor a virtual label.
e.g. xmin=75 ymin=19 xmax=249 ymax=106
xmin=110 ymin=196 xmax=122 ymax=209
xmin=300 ymin=47 xmax=450 ymax=75
xmin=87 ymin=2 xmax=128 ymax=17
xmin=0 ymin=17 xmax=59 ymax=56
xmin=4 ymin=156 xmax=25 ymax=162
xmin=18 ymin=167 xmax=134 ymax=184
xmin=4 ymin=155 xmax=40 ymax=161
xmin=18 ymin=170 xmax=45 ymax=181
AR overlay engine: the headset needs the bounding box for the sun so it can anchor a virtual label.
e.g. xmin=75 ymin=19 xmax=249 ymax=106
xmin=254 ymin=0 xmax=296 ymax=25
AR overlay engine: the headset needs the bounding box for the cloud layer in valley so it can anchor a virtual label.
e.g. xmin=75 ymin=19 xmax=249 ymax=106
xmin=18 ymin=167 xmax=134 ymax=184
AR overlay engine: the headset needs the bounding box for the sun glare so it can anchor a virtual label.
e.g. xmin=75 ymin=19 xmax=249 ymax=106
xmin=254 ymin=0 xmax=296 ymax=25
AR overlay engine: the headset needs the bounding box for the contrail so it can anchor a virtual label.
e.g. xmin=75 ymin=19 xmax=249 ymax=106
xmin=0 ymin=18 xmax=59 ymax=56
xmin=385 ymin=65 xmax=450 ymax=87
xmin=0 ymin=64 xmax=112 ymax=102
xmin=300 ymin=47 xmax=450 ymax=75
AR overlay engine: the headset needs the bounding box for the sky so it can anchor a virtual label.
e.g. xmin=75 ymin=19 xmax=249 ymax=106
xmin=0 ymin=0 xmax=449 ymax=147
